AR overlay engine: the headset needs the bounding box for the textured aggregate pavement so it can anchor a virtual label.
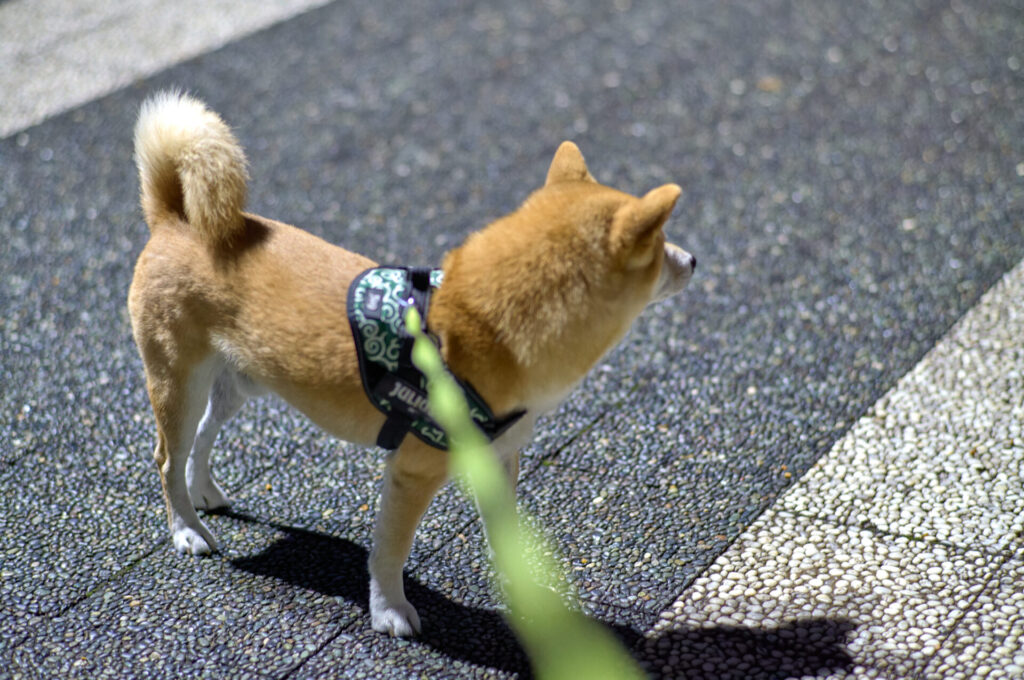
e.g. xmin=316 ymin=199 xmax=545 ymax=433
xmin=2 ymin=0 xmax=1023 ymax=678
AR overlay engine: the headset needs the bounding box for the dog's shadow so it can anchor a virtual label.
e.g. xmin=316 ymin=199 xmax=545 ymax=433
xmin=627 ymin=618 xmax=856 ymax=679
xmin=223 ymin=510 xmax=532 ymax=673
xmin=223 ymin=512 xmax=854 ymax=678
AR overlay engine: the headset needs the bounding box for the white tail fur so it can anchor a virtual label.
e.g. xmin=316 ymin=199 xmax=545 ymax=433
xmin=134 ymin=91 xmax=249 ymax=245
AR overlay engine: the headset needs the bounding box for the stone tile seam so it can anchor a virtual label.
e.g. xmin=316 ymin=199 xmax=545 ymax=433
xmin=47 ymin=541 xmax=163 ymax=611
xmin=274 ymin=622 xmax=353 ymax=680
xmin=786 ymin=504 xmax=1024 ymax=565
xmin=3 ymin=445 xmax=296 ymax=614
xmin=770 ymin=257 xmax=1024 ymax=557
xmin=4 ymin=506 xmax=336 ymax=657
xmin=3 ymin=540 xmax=167 ymax=659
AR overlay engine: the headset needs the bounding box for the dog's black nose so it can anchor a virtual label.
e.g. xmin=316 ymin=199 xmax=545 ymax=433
xmin=689 ymin=254 xmax=697 ymax=271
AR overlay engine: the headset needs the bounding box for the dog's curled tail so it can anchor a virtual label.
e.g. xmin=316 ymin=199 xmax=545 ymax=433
xmin=134 ymin=91 xmax=249 ymax=246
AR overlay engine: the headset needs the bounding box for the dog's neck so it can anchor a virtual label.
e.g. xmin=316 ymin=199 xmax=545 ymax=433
xmin=427 ymin=224 xmax=651 ymax=416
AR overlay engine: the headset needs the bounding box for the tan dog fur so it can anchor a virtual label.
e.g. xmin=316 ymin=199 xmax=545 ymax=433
xmin=128 ymin=92 xmax=695 ymax=636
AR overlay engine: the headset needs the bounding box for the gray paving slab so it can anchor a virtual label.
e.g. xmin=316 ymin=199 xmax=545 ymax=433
xmin=2 ymin=0 xmax=1024 ymax=677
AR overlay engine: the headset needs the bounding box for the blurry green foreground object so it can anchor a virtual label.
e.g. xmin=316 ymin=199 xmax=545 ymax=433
xmin=405 ymin=307 xmax=644 ymax=680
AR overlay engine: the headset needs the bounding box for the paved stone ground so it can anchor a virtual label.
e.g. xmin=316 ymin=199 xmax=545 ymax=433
xmin=1 ymin=0 xmax=1022 ymax=678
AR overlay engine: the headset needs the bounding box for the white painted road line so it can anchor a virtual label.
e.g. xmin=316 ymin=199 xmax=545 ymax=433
xmin=644 ymin=258 xmax=1024 ymax=678
xmin=0 ymin=0 xmax=333 ymax=138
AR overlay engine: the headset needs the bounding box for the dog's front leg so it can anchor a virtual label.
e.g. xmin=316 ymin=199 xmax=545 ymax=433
xmin=368 ymin=442 xmax=448 ymax=636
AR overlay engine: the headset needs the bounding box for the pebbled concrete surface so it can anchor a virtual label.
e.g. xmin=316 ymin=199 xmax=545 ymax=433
xmin=1 ymin=0 xmax=1023 ymax=677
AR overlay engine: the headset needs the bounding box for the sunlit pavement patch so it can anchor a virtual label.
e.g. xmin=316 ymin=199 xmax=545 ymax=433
xmin=0 ymin=0 xmax=334 ymax=137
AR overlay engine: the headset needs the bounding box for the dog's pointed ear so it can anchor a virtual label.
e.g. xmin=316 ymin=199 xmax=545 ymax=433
xmin=545 ymin=141 xmax=596 ymax=185
xmin=611 ymin=184 xmax=682 ymax=266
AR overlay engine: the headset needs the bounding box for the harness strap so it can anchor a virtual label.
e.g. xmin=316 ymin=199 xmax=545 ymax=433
xmin=377 ymin=412 xmax=411 ymax=450
xmin=376 ymin=268 xmax=434 ymax=448
xmin=348 ymin=266 xmax=526 ymax=451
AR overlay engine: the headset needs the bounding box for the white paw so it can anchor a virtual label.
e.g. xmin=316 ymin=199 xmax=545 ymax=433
xmin=172 ymin=526 xmax=217 ymax=555
xmin=190 ymin=477 xmax=231 ymax=511
xmin=370 ymin=600 xmax=422 ymax=637
xmin=369 ymin=572 xmax=421 ymax=635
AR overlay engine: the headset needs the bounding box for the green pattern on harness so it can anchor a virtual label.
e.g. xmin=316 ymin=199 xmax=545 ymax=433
xmin=347 ymin=266 xmax=524 ymax=450
xmin=349 ymin=267 xmax=443 ymax=373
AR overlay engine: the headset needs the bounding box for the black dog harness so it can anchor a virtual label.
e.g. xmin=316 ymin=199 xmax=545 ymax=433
xmin=347 ymin=266 xmax=526 ymax=450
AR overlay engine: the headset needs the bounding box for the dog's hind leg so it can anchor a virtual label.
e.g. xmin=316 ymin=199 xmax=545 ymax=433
xmin=186 ymin=366 xmax=249 ymax=511
xmin=147 ymin=355 xmax=223 ymax=555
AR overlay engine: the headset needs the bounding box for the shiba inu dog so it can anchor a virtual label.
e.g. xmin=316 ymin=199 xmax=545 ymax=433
xmin=128 ymin=91 xmax=695 ymax=636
